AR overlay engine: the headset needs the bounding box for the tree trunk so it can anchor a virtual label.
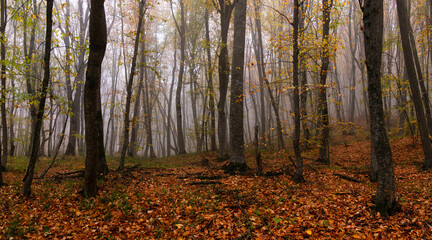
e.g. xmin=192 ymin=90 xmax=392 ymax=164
xmin=128 ymin=31 xmax=145 ymax=157
xmin=226 ymin=0 xmax=247 ymax=172
xmin=396 ymin=0 xmax=432 ymax=169
xmin=65 ymin=0 xmax=88 ymax=156
xmin=362 ymin=0 xmax=398 ymax=216
xmin=0 ymin=0 xmax=7 ymax=169
xmin=205 ymin=9 xmax=217 ymax=151
xmin=23 ymin=0 xmax=54 ymax=197
xmin=293 ymin=0 xmax=304 ymax=183
xmin=167 ymin=32 xmax=177 ymax=156
xmin=217 ymin=0 xmax=234 ymax=161
xmin=118 ymin=0 xmax=145 ymax=170
xmin=252 ymin=0 xmax=285 ymax=150
xmin=84 ymin=0 xmax=107 ymax=197
xmin=317 ymin=0 xmax=332 ymax=164
xmin=170 ymin=0 xmax=187 ymax=154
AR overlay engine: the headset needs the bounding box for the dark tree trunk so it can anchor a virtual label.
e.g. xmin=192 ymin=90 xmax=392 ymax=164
xmin=293 ymin=0 xmax=304 ymax=183
xmin=217 ymin=0 xmax=234 ymax=161
xmin=317 ymin=0 xmax=332 ymax=164
xmin=23 ymin=0 xmax=54 ymax=197
xmin=362 ymin=0 xmax=398 ymax=216
xmin=118 ymin=0 xmax=145 ymax=171
xmin=0 ymin=0 xmax=7 ymax=170
xmin=84 ymin=0 xmax=107 ymax=197
xmin=396 ymin=0 xmax=432 ymax=169
xmin=226 ymin=0 xmax=247 ymax=172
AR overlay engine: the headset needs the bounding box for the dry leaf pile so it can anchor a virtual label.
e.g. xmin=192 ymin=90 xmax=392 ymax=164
xmin=1 ymin=137 xmax=431 ymax=239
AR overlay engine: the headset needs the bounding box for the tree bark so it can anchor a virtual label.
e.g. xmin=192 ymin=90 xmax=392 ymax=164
xmin=205 ymin=9 xmax=217 ymax=151
xmin=217 ymin=0 xmax=234 ymax=161
xmin=226 ymin=0 xmax=247 ymax=171
xmin=0 ymin=0 xmax=7 ymax=170
xmin=65 ymin=0 xmax=88 ymax=156
xmin=317 ymin=0 xmax=332 ymax=164
xmin=118 ymin=0 xmax=145 ymax=170
xmin=23 ymin=0 xmax=54 ymax=197
xmin=396 ymin=0 xmax=432 ymax=169
xmin=362 ymin=0 xmax=398 ymax=216
xmin=171 ymin=0 xmax=187 ymax=154
xmin=84 ymin=0 xmax=107 ymax=197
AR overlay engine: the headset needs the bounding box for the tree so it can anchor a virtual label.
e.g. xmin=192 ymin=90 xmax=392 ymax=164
xmin=292 ymin=0 xmax=304 ymax=183
xmin=171 ymin=0 xmax=187 ymax=154
xmin=64 ymin=0 xmax=89 ymax=156
xmin=217 ymin=0 xmax=234 ymax=161
xmin=361 ymin=0 xmax=398 ymax=216
xmin=0 ymin=0 xmax=6 ymax=170
xmin=84 ymin=0 xmax=108 ymax=197
xmin=23 ymin=0 xmax=54 ymax=197
xmin=118 ymin=0 xmax=146 ymax=171
xmin=251 ymin=0 xmax=285 ymax=151
xmin=204 ymin=8 xmax=216 ymax=151
xmin=396 ymin=0 xmax=432 ymax=170
xmin=226 ymin=0 xmax=247 ymax=172
xmin=317 ymin=0 xmax=333 ymax=164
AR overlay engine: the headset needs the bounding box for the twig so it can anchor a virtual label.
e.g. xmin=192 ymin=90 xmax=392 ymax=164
xmin=333 ymin=173 xmax=364 ymax=183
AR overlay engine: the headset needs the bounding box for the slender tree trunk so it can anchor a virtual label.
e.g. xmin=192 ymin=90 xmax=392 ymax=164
xmin=205 ymin=9 xmax=216 ymax=151
xmin=362 ymin=0 xmax=398 ymax=216
xmin=293 ymin=0 xmax=304 ymax=183
xmin=23 ymin=0 xmax=54 ymax=197
xmin=0 ymin=0 xmax=7 ymax=169
xmin=118 ymin=0 xmax=145 ymax=170
xmin=317 ymin=0 xmax=332 ymax=164
xmin=170 ymin=0 xmax=186 ymax=154
xmin=396 ymin=0 xmax=432 ymax=169
xmin=166 ymin=33 xmax=177 ymax=156
xmin=143 ymin=48 xmax=156 ymax=158
xmin=252 ymin=0 xmax=285 ymax=150
xmin=84 ymin=0 xmax=107 ymax=197
xmin=65 ymin=0 xmax=88 ymax=156
xmin=128 ymin=31 xmax=145 ymax=157
xmin=226 ymin=0 xmax=247 ymax=171
xmin=217 ymin=0 xmax=234 ymax=161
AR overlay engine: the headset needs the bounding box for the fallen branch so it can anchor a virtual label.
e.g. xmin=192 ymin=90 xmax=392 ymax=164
xmin=188 ymin=181 xmax=221 ymax=186
xmin=333 ymin=173 xmax=364 ymax=183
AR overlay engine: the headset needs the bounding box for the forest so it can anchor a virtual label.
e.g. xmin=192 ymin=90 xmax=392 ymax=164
xmin=0 ymin=0 xmax=431 ymax=238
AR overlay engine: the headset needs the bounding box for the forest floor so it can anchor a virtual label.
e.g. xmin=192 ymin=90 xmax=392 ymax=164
xmin=1 ymin=134 xmax=432 ymax=239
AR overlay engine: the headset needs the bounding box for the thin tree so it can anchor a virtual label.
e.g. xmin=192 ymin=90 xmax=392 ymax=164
xmin=317 ymin=0 xmax=333 ymax=164
xmin=396 ymin=0 xmax=432 ymax=170
xmin=292 ymin=0 xmax=305 ymax=183
xmin=361 ymin=0 xmax=398 ymax=216
xmin=252 ymin=0 xmax=285 ymax=150
xmin=226 ymin=0 xmax=247 ymax=172
xmin=0 ymin=0 xmax=7 ymax=170
xmin=204 ymin=8 xmax=216 ymax=151
xmin=84 ymin=0 xmax=108 ymax=197
xmin=118 ymin=0 xmax=146 ymax=171
xmin=170 ymin=0 xmax=187 ymax=154
xmin=216 ymin=0 xmax=234 ymax=161
xmin=22 ymin=0 xmax=54 ymax=197
xmin=65 ymin=0 xmax=89 ymax=156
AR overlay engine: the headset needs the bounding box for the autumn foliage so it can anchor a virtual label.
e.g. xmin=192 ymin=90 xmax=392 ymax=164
xmin=1 ymin=136 xmax=431 ymax=239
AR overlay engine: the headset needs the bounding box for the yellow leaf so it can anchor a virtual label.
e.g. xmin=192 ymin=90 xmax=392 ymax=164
xmin=306 ymin=229 xmax=312 ymax=235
